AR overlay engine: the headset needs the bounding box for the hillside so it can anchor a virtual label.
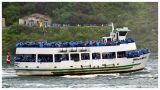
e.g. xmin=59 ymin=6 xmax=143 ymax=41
xmin=2 ymin=2 xmax=158 ymax=55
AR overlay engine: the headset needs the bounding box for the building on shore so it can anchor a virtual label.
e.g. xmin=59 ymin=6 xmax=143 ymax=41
xmin=19 ymin=13 xmax=52 ymax=27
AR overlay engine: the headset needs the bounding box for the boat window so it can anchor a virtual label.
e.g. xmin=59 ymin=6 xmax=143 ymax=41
xmin=55 ymin=54 xmax=69 ymax=62
xmin=102 ymin=52 xmax=116 ymax=59
xmin=70 ymin=54 xmax=79 ymax=61
xmin=14 ymin=54 xmax=36 ymax=62
xmin=38 ymin=54 xmax=53 ymax=62
xmin=119 ymin=31 xmax=127 ymax=36
xmin=117 ymin=51 xmax=126 ymax=58
xmin=81 ymin=53 xmax=90 ymax=60
xmin=92 ymin=53 xmax=101 ymax=60
xmin=107 ymin=38 xmax=112 ymax=42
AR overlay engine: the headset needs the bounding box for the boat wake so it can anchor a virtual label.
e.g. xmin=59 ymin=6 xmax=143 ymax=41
xmin=2 ymin=68 xmax=17 ymax=78
xmin=61 ymin=73 xmax=121 ymax=79
xmin=61 ymin=74 xmax=98 ymax=78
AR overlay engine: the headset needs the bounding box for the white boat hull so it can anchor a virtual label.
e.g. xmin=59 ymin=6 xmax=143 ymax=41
xmin=14 ymin=53 xmax=150 ymax=76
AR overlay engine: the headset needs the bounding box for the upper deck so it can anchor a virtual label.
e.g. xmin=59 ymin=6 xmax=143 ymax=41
xmin=16 ymin=42 xmax=137 ymax=54
xmin=16 ymin=37 xmax=135 ymax=48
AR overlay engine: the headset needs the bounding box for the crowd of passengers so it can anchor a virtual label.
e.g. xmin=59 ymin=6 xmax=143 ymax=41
xmin=38 ymin=57 xmax=53 ymax=62
xmin=126 ymin=48 xmax=150 ymax=58
xmin=103 ymin=53 xmax=115 ymax=59
xmin=14 ymin=48 xmax=150 ymax=62
xmin=14 ymin=56 xmax=53 ymax=62
xmin=14 ymin=56 xmax=36 ymax=62
xmin=16 ymin=38 xmax=135 ymax=48
xmin=50 ymin=23 xmax=110 ymax=27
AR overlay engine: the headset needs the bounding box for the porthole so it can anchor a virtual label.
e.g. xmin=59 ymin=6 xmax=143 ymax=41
xmin=113 ymin=64 xmax=115 ymax=67
xmin=25 ymin=66 xmax=28 ymax=68
xmin=15 ymin=65 xmax=19 ymax=68
xmin=81 ymin=65 xmax=83 ymax=68
xmin=102 ymin=64 xmax=106 ymax=67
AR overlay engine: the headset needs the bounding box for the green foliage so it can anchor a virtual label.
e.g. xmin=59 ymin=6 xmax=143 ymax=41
xmin=2 ymin=2 xmax=157 ymax=26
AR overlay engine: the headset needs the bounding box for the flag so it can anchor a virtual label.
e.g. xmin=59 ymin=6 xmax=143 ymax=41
xmin=6 ymin=50 xmax=11 ymax=64
xmin=40 ymin=21 xmax=43 ymax=28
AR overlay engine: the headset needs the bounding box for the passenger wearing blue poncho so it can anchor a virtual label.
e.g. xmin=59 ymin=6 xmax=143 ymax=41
xmin=125 ymin=48 xmax=150 ymax=58
xmin=16 ymin=38 xmax=136 ymax=48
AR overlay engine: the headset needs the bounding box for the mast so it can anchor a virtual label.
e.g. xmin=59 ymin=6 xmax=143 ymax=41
xmin=111 ymin=22 xmax=114 ymax=33
xmin=110 ymin=22 xmax=116 ymax=41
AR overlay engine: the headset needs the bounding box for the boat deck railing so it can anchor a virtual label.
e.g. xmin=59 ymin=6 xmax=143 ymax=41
xmin=16 ymin=38 xmax=135 ymax=48
xmin=126 ymin=48 xmax=150 ymax=58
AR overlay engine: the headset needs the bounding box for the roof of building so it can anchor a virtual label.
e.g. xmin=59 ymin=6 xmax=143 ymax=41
xmin=20 ymin=13 xmax=51 ymax=20
xmin=116 ymin=27 xmax=130 ymax=32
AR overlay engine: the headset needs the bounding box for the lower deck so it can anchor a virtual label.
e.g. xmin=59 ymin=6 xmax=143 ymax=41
xmin=14 ymin=53 xmax=150 ymax=76
xmin=15 ymin=64 xmax=144 ymax=76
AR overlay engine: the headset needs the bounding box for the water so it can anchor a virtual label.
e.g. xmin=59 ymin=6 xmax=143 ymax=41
xmin=2 ymin=53 xmax=158 ymax=88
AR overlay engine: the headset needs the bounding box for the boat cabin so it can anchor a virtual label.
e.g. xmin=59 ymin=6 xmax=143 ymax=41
xmin=102 ymin=27 xmax=130 ymax=42
xmin=102 ymin=37 xmax=112 ymax=43
xmin=115 ymin=27 xmax=130 ymax=41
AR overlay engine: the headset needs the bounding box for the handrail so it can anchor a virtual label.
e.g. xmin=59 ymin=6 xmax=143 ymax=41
xmin=16 ymin=38 xmax=135 ymax=48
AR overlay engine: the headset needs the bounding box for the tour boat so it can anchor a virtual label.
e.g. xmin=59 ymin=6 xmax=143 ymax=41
xmin=14 ymin=24 xmax=150 ymax=76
